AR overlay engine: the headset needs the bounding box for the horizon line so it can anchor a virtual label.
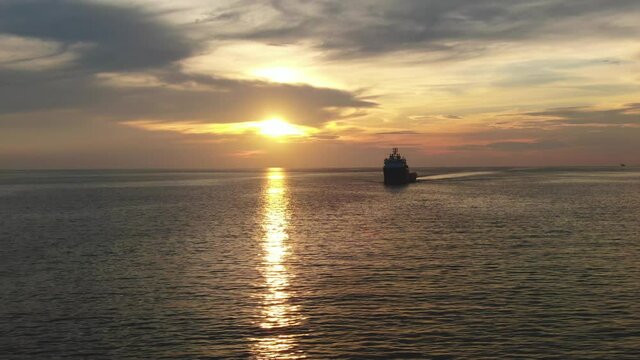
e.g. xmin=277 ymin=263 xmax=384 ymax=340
xmin=0 ymin=164 xmax=635 ymax=172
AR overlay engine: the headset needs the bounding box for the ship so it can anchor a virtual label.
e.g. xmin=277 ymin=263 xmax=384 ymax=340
xmin=383 ymin=148 xmax=418 ymax=185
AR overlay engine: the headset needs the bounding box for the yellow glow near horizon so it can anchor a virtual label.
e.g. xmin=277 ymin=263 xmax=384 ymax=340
xmin=256 ymin=118 xmax=306 ymax=137
xmin=123 ymin=118 xmax=315 ymax=140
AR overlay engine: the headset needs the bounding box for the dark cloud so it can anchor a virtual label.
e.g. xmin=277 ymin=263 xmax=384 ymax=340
xmin=0 ymin=67 xmax=375 ymax=126
xmin=211 ymin=0 xmax=640 ymax=59
xmin=0 ymin=0 xmax=195 ymax=71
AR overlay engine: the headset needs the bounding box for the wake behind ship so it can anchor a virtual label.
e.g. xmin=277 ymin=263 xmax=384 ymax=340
xmin=383 ymin=148 xmax=417 ymax=185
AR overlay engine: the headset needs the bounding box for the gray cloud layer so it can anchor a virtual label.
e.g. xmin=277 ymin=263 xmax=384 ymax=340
xmin=0 ymin=0 xmax=374 ymax=127
xmin=0 ymin=67 xmax=375 ymax=126
xmin=209 ymin=0 xmax=640 ymax=59
xmin=0 ymin=0 xmax=196 ymax=71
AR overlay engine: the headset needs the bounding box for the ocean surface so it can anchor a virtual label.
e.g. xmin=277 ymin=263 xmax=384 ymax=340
xmin=1 ymin=167 xmax=639 ymax=359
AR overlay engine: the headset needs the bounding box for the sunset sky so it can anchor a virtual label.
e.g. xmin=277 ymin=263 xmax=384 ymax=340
xmin=1 ymin=0 xmax=639 ymax=168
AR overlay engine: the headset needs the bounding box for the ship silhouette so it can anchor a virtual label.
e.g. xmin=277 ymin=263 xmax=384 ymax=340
xmin=383 ymin=148 xmax=417 ymax=185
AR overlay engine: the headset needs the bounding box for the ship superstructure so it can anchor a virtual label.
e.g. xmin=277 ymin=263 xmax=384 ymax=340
xmin=383 ymin=148 xmax=417 ymax=185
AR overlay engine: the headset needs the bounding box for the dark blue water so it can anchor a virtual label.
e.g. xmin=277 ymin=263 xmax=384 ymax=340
xmin=1 ymin=168 xmax=639 ymax=359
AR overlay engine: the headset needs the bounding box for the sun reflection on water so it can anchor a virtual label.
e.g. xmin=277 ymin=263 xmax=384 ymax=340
xmin=251 ymin=168 xmax=305 ymax=359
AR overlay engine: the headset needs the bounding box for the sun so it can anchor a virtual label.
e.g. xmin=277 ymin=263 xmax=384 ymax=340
xmin=256 ymin=118 xmax=306 ymax=137
xmin=252 ymin=67 xmax=299 ymax=83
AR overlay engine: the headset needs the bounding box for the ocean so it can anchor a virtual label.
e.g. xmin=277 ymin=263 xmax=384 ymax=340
xmin=1 ymin=167 xmax=639 ymax=359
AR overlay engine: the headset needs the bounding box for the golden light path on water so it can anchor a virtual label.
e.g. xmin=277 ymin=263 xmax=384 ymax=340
xmin=251 ymin=168 xmax=306 ymax=359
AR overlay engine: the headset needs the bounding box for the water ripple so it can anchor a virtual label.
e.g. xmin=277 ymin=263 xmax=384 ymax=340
xmin=1 ymin=168 xmax=639 ymax=358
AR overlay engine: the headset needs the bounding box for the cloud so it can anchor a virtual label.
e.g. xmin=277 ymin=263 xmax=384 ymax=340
xmin=520 ymin=103 xmax=640 ymax=126
xmin=375 ymin=130 xmax=421 ymax=135
xmin=0 ymin=1 xmax=375 ymax=130
xmin=229 ymin=149 xmax=265 ymax=158
xmin=451 ymin=140 xmax=566 ymax=151
xmin=0 ymin=0 xmax=196 ymax=71
xmin=308 ymin=134 xmax=340 ymax=140
xmin=209 ymin=0 xmax=640 ymax=59
xmin=0 ymin=67 xmax=375 ymax=128
xmin=2 ymin=1 xmax=638 ymax=168
xmin=443 ymin=102 xmax=640 ymax=164
xmin=409 ymin=114 xmax=463 ymax=122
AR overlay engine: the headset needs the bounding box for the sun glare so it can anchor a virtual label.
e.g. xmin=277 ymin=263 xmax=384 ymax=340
xmin=253 ymin=67 xmax=300 ymax=83
xmin=256 ymin=118 xmax=306 ymax=137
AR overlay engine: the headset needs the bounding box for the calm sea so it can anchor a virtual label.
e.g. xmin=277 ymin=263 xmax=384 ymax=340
xmin=1 ymin=167 xmax=639 ymax=359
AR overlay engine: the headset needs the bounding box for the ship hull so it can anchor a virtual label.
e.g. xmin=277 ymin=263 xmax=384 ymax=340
xmin=383 ymin=167 xmax=416 ymax=185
